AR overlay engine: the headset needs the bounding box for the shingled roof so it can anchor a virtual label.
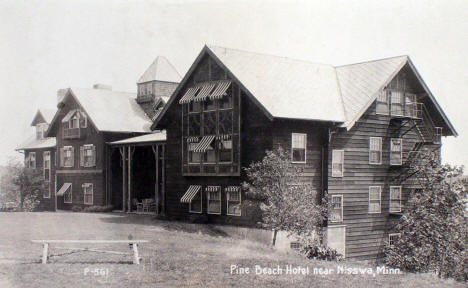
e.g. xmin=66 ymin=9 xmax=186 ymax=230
xmin=153 ymin=45 xmax=457 ymax=136
xmin=137 ymin=56 xmax=182 ymax=84
xmin=30 ymin=108 xmax=56 ymax=126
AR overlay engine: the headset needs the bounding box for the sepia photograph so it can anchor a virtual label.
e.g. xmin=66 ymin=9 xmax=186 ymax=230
xmin=0 ymin=0 xmax=467 ymax=287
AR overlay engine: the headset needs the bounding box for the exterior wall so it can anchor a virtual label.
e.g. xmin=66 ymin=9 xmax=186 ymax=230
xmin=24 ymin=147 xmax=56 ymax=211
xmin=327 ymin=70 xmax=442 ymax=259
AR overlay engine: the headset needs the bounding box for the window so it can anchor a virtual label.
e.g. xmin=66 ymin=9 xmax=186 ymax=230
xmin=204 ymin=98 xmax=216 ymax=111
xmin=188 ymin=142 xmax=201 ymax=163
xmin=292 ymin=133 xmax=306 ymax=163
xmin=219 ymin=95 xmax=232 ymax=109
xmin=390 ymin=138 xmax=403 ymax=165
xmin=332 ymin=150 xmax=344 ymax=177
xmin=189 ymin=188 xmax=202 ymax=213
xmin=147 ymin=83 xmax=152 ymax=95
xmin=368 ymin=186 xmax=381 ymax=213
xmin=369 ymin=137 xmax=382 ymax=165
xmin=219 ymin=139 xmax=232 ymax=163
xmin=405 ymin=93 xmax=417 ymax=118
xmin=80 ymin=144 xmax=96 ymax=167
xmin=70 ymin=114 xmax=79 ymax=129
xmin=330 ymin=195 xmax=343 ymax=222
xmin=390 ymin=91 xmax=404 ymax=116
xmin=36 ymin=123 xmax=48 ymax=139
xmin=376 ymin=90 xmax=389 ymax=115
xmin=83 ymin=183 xmax=93 ymax=205
xmin=188 ymin=114 xmax=201 ymax=136
xmin=388 ymin=233 xmax=401 ymax=247
xmin=43 ymin=151 xmax=51 ymax=182
xmin=390 ymin=186 xmax=402 ymax=213
xmin=226 ymin=186 xmax=241 ymax=216
xmin=63 ymin=183 xmax=72 ymax=203
xmin=203 ymin=146 xmax=216 ymax=163
xmin=61 ymin=146 xmax=74 ymax=167
xmin=189 ymin=101 xmax=202 ymax=113
xmin=26 ymin=152 xmax=36 ymax=169
xmin=207 ymin=186 xmax=221 ymax=214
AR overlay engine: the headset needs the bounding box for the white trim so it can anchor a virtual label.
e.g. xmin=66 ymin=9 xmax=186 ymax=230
xmin=291 ymin=133 xmax=307 ymax=164
xmin=206 ymin=186 xmax=221 ymax=215
xmin=331 ymin=149 xmax=344 ymax=177
xmin=226 ymin=186 xmax=242 ymax=216
xmin=388 ymin=233 xmax=401 ymax=247
xmin=189 ymin=187 xmax=202 ymax=214
xmin=369 ymin=137 xmax=382 ymax=165
xmin=389 ymin=186 xmax=402 ymax=213
xmin=330 ymin=195 xmax=343 ymax=223
xmin=63 ymin=183 xmax=73 ymax=203
xmin=390 ymin=138 xmax=403 ymax=166
xmin=368 ymin=186 xmax=381 ymax=214
xmin=83 ymin=183 xmax=93 ymax=205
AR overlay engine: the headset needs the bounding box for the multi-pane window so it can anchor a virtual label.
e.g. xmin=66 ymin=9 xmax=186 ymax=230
xmin=369 ymin=137 xmax=382 ymax=165
xmin=188 ymin=142 xmax=201 ymax=163
xmin=390 ymin=186 xmax=402 ymax=213
xmin=291 ymin=133 xmax=307 ymax=163
xmin=218 ymin=139 xmax=232 ymax=163
xmin=368 ymin=186 xmax=381 ymax=213
xmin=80 ymin=144 xmax=96 ymax=167
xmin=83 ymin=183 xmax=93 ymax=205
xmin=376 ymin=90 xmax=389 ymax=115
xmin=147 ymin=83 xmax=152 ymax=95
xmin=189 ymin=188 xmax=202 ymax=213
xmin=332 ymin=150 xmax=344 ymax=177
xmin=207 ymin=186 xmax=221 ymax=214
xmin=63 ymin=183 xmax=72 ymax=203
xmin=36 ymin=123 xmax=48 ymax=139
xmin=330 ymin=195 xmax=343 ymax=222
xmin=43 ymin=151 xmax=51 ymax=182
xmin=390 ymin=91 xmax=404 ymax=116
xmin=61 ymin=146 xmax=74 ymax=167
xmin=389 ymin=233 xmax=401 ymax=247
xmin=390 ymin=138 xmax=403 ymax=165
xmin=405 ymin=93 xmax=416 ymax=118
xmin=26 ymin=152 xmax=36 ymax=169
xmin=226 ymin=186 xmax=241 ymax=216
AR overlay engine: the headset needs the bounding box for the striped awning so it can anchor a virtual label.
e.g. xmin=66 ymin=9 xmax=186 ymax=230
xmin=193 ymin=135 xmax=215 ymax=153
xmin=180 ymin=185 xmax=201 ymax=203
xmin=187 ymin=137 xmax=199 ymax=143
xmin=216 ymin=134 xmax=232 ymax=140
xmin=194 ymin=83 xmax=216 ymax=102
xmin=225 ymin=186 xmax=240 ymax=192
xmin=57 ymin=183 xmax=72 ymax=196
xmin=179 ymin=87 xmax=200 ymax=104
xmin=209 ymin=81 xmax=231 ymax=100
xmin=205 ymin=186 xmax=220 ymax=192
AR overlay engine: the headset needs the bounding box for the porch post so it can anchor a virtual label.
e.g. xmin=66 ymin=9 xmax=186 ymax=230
xmin=127 ymin=146 xmax=132 ymax=212
xmin=161 ymin=144 xmax=166 ymax=215
xmin=119 ymin=147 xmax=126 ymax=212
xmin=152 ymin=145 xmax=160 ymax=215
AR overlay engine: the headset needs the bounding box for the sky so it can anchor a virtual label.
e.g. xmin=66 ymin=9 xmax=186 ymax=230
xmin=0 ymin=0 xmax=467 ymax=168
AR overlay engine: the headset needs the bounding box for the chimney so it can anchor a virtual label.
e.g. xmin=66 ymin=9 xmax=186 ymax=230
xmin=93 ymin=84 xmax=112 ymax=90
xmin=57 ymin=89 xmax=67 ymax=103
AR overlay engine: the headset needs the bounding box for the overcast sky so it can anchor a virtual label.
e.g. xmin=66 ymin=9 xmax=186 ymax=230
xmin=1 ymin=0 xmax=467 ymax=169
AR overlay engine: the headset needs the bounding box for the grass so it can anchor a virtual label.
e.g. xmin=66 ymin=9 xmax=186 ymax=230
xmin=0 ymin=212 xmax=464 ymax=288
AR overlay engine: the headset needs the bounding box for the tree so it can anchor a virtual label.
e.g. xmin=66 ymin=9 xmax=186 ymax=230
xmin=243 ymin=146 xmax=327 ymax=246
xmin=385 ymin=150 xmax=468 ymax=281
xmin=0 ymin=158 xmax=43 ymax=211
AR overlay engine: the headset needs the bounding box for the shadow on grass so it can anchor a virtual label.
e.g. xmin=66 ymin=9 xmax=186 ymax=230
xmin=98 ymin=213 xmax=229 ymax=237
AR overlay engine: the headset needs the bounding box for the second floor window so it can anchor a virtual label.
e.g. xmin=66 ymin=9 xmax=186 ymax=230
xmin=36 ymin=123 xmax=48 ymax=139
xmin=332 ymin=150 xmax=344 ymax=177
xmin=369 ymin=137 xmax=382 ymax=165
xmin=390 ymin=90 xmax=404 ymax=116
xmin=390 ymin=186 xmax=402 ymax=213
xmin=390 ymin=138 xmax=403 ymax=165
xmin=60 ymin=146 xmax=74 ymax=167
xmin=369 ymin=186 xmax=381 ymax=213
xmin=43 ymin=151 xmax=51 ymax=181
xmin=291 ymin=133 xmax=306 ymax=163
xmin=25 ymin=152 xmax=36 ymax=169
xmin=376 ymin=90 xmax=389 ymax=115
xmin=80 ymin=144 xmax=96 ymax=167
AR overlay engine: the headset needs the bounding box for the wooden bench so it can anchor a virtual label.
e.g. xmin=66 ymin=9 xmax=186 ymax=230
xmin=31 ymin=240 xmax=149 ymax=264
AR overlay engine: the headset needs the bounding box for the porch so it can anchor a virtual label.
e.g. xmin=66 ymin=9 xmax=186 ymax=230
xmin=107 ymin=132 xmax=166 ymax=215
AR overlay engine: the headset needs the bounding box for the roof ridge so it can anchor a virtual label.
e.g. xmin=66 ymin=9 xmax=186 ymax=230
xmin=207 ymin=45 xmax=332 ymax=67
xmin=335 ymin=55 xmax=409 ymax=68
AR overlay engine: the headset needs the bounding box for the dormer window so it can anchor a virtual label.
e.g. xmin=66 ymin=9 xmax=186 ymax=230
xmin=36 ymin=123 xmax=48 ymax=139
xmin=62 ymin=110 xmax=87 ymax=139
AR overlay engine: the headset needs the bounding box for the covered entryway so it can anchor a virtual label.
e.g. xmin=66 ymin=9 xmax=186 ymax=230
xmin=107 ymin=132 xmax=166 ymax=215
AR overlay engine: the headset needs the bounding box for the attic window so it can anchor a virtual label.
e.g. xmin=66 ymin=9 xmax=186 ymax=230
xmin=36 ymin=123 xmax=48 ymax=139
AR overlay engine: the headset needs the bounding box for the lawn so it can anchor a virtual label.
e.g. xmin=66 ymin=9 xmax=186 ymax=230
xmin=0 ymin=212 xmax=464 ymax=288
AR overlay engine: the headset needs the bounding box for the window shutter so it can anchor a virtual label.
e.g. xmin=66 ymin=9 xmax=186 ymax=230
xmin=80 ymin=146 xmax=84 ymax=167
xmin=70 ymin=147 xmax=74 ymax=167
xmin=92 ymin=145 xmax=96 ymax=167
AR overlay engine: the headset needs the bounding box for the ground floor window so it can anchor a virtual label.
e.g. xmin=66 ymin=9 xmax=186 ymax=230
xmin=83 ymin=183 xmax=93 ymax=205
xmin=390 ymin=186 xmax=402 ymax=213
xmin=63 ymin=183 xmax=72 ymax=203
xmin=207 ymin=186 xmax=221 ymax=214
xmin=226 ymin=186 xmax=241 ymax=216
xmin=388 ymin=233 xmax=401 ymax=247
xmin=368 ymin=186 xmax=381 ymax=213
xmin=330 ymin=195 xmax=343 ymax=222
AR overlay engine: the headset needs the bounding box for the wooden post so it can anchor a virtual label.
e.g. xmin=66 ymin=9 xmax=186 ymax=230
xmin=120 ymin=147 xmax=126 ymax=212
xmin=42 ymin=243 xmax=49 ymax=264
xmin=132 ymin=243 xmax=140 ymax=265
xmin=127 ymin=147 xmax=134 ymax=212
xmin=161 ymin=144 xmax=166 ymax=215
xmin=152 ymin=145 xmax=160 ymax=215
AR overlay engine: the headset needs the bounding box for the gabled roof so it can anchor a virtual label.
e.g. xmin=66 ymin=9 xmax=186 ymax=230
xmin=137 ymin=56 xmax=182 ymax=84
xmin=153 ymin=45 xmax=457 ymax=136
xmin=47 ymin=87 xmax=152 ymax=135
xmin=16 ymin=135 xmax=56 ymax=151
xmin=30 ymin=108 xmax=56 ymax=126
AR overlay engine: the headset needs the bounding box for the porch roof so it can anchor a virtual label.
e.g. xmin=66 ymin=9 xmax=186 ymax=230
xmin=108 ymin=131 xmax=166 ymax=146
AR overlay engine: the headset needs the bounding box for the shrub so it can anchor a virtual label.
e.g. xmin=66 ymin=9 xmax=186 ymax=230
xmin=71 ymin=206 xmax=82 ymax=212
xmin=302 ymin=244 xmax=343 ymax=261
xmin=83 ymin=205 xmax=114 ymax=213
